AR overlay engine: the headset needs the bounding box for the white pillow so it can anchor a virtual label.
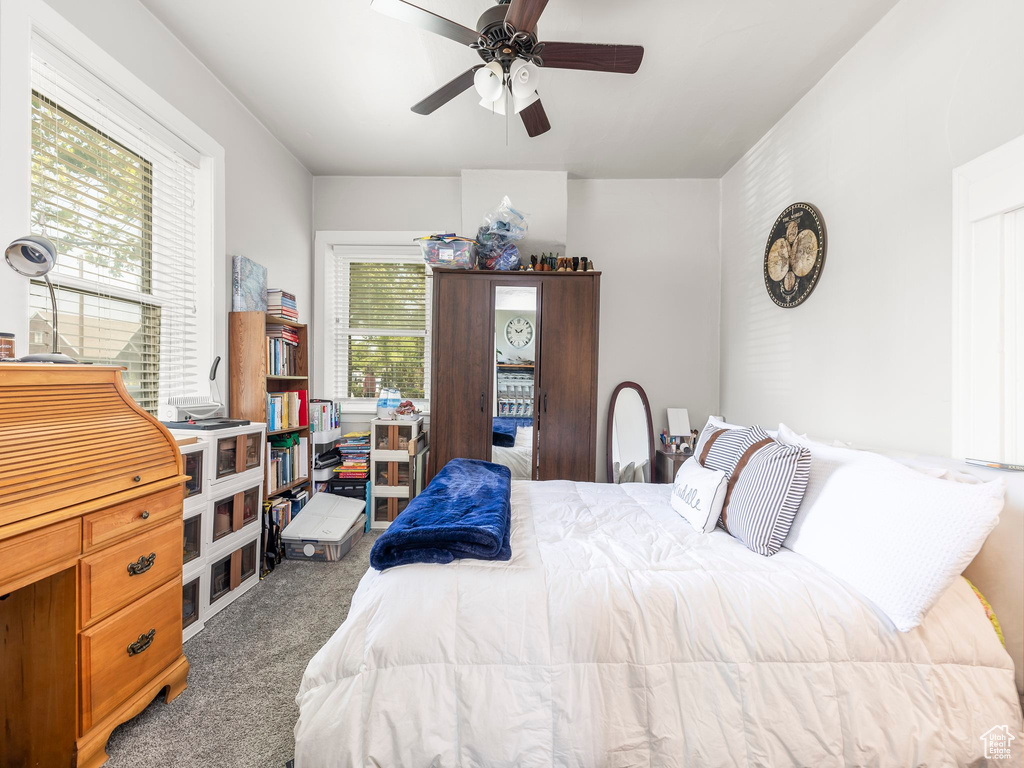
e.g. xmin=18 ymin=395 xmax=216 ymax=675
xmin=776 ymin=423 xmax=1005 ymax=631
xmin=670 ymin=457 xmax=728 ymax=533
xmin=514 ymin=426 xmax=533 ymax=450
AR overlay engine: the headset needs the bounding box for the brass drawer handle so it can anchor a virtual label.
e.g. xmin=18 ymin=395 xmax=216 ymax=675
xmin=127 ymin=552 xmax=156 ymax=576
xmin=140 ymin=511 xmax=150 ymax=520
xmin=127 ymin=629 xmax=155 ymax=656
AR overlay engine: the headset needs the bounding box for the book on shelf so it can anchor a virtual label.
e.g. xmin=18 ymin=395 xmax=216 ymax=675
xmin=266 ymin=337 xmax=301 ymax=377
xmin=267 ymin=289 xmax=298 ymax=321
xmin=266 ymin=389 xmax=308 ymax=432
xmin=267 ymin=487 xmax=308 ymax=532
xmin=266 ymin=433 xmax=309 ymax=495
xmin=309 ymin=398 xmax=343 ymax=433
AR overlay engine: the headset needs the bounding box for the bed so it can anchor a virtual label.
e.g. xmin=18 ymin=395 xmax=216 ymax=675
xmin=491 ymin=421 xmax=534 ymax=480
xmin=295 ymin=479 xmax=1023 ymax=766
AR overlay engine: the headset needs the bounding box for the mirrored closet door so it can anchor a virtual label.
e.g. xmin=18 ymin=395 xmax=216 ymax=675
xmin=491 ymin=285 xmax=539 ymax=480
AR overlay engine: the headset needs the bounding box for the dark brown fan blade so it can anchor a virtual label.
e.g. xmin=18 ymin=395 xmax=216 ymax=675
xmin=538 ymin=42 xmax=644 ymax=74
xmin=504 ymin=0 xmax=550 ymax=33
xmin=370 ymin=0 xmax=480 ymax=47
xmin=411 ymin=66 xmax=482 ymax=115
xmin=520 ymin=99 xmax=551 ymax=137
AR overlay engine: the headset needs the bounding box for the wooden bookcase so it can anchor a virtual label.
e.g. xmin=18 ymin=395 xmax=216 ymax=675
xmin=228 ymin=311 xmax=312 ymax=500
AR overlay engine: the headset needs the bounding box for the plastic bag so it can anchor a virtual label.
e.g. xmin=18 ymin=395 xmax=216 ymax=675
xmin=482 ymin=196 xmax=528 ymax=240
xmin=477 ymin=196 xmax=527 ymax=270
xmin=478 ymin=238 xmax=520 ymax=270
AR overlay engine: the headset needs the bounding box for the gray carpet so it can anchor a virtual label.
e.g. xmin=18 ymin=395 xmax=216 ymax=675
xmin=104 ymin=531 xmax=379 ymax=768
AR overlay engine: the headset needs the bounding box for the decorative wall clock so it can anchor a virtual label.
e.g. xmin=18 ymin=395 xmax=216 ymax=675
xmin=763 ymin=202 xmax=827 ymax=308
xmin=505 ymin=315 xmax=534 ymax=348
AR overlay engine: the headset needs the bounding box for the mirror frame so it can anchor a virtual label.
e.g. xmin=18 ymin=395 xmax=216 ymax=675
xmin=606 ymin=381 xmax=655 ymax=483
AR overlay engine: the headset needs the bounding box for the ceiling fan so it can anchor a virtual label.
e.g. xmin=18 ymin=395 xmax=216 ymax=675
xmin=370 ymin=0 xmax=644 ymax=137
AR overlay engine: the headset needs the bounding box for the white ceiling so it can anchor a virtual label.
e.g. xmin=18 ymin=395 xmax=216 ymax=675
xmin=139 ymin=0 xmax=899 ymax=178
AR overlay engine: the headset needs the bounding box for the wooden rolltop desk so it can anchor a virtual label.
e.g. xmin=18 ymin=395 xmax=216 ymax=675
xmin=0 ymin=365 xmax=189 ymax=768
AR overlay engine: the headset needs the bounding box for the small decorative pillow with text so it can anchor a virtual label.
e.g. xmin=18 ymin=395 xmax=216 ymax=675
xmin=671 ymin=457 xmax=728 ymax=533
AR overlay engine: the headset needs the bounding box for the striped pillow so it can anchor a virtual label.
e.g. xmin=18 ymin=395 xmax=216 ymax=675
xmin=697 ymin=425 xmax=811 ymax=556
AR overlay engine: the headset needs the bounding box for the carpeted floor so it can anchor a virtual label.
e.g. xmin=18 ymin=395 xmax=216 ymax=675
xmin=104 ymin=531 xmax=378 ymax=768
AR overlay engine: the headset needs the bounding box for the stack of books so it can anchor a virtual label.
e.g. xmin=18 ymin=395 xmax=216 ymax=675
xmin=267 ymin=323 xmax=299 ymax=345
xmin=334 ymin=431 xmax=370 ymax=480
xmin=267 ymin=290 xmax=298 ymax=321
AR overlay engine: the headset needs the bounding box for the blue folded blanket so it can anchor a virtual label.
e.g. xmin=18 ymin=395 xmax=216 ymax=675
xmin=370 ymin=458 xmax=513 ymax=570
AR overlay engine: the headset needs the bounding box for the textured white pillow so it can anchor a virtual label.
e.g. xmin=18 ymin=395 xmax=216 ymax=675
xmin=776 ymin=423 xmax=1005 ymax=631
xmin=671 ymin=457 xmax=728 ymax=533
xmin=514 ymin=426 xmax=533 ymax=450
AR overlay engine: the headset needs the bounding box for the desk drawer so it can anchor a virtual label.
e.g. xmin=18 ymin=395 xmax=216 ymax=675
xmin=80 ymin=521 xmax=183 ymax=627
xmin=82 ymin=487 xmax=182 ymax=552
xmin=0 ymin=519 xmax=80 ymax=595
xmin=80 ymin=578 xmax=182 ymax=732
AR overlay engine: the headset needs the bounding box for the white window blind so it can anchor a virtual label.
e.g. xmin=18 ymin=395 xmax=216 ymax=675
xmin=332 ymin=247 xmax=431 ymax=402
xmin=29 ymin=49 xmax=199 ymax=413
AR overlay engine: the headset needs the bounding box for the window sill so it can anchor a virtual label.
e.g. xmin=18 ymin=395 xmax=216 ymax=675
xmin=338 ymin=406 xmax=431 ymax=418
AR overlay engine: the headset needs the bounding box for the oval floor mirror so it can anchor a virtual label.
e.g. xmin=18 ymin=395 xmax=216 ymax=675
xmin=607 ymin=381 xmax=655 ymax=483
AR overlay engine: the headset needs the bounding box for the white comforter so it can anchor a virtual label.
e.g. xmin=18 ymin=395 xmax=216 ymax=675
xmin=295 ymin=481 xmax=1023 ymax=767
xmin=491 ymin=444 xmax=533 ymax=480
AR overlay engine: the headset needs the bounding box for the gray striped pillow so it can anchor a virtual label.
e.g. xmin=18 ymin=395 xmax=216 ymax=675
xmin=697 ymin=425 xmax=811 ymax=556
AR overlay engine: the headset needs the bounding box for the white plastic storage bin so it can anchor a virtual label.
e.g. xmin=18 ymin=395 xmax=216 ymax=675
xmin=206 ymin=530 xmax=261 ymax=620
xmin=181 ymin=562 xmax=208 ymax=643
xmin=282 ymin=493 xmax=365 ymax=562
xmin=179 ymin=438 xmax=209 ymax=513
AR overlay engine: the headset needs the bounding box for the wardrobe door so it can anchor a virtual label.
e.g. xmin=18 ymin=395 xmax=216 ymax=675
xmin=429 ymin=272 xmax=493 ymax=475
xmin=537 ymin=275 xmax=600 ymax=481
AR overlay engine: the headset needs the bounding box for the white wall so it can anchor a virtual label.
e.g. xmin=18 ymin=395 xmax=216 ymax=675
xmin=718 ymin=0 xmax=1024 ymax=454
xmin=569 ymin=179 xmax=721 ymax=480
xmin=314 ymin=176 xmax=460 ymax=232
xmin=2 ymin=0 xmax=312 ymax=395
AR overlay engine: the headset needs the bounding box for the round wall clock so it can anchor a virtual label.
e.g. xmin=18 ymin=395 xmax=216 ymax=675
xmin=763 ymin=202 xmax=827 ymax=308
xmin=505 ymin=316 xmax=534 ymax=348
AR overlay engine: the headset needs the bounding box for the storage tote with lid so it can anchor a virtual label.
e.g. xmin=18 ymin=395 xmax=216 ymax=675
xmin=281 ymin=492 xmax=365 ymax=562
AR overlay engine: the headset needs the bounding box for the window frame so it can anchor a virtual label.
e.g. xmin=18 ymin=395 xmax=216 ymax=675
xmin=332 ymin=245 xmax=432 ymax=410
xmin=314 ymin=231 xmax=441 ymax=413
xmin=0 ymin=0 xmax=223 ymax=401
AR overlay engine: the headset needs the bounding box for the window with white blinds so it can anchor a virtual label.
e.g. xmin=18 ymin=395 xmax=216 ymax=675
xmin=332 ymin=247 xmax=431 ymax=402
xmin=29 ymin=50 xmax=199 ymax=413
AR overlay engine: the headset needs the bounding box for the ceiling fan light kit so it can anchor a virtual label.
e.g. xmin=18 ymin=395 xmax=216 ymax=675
xmin=370 ymin=0 xmax=645 ymax=137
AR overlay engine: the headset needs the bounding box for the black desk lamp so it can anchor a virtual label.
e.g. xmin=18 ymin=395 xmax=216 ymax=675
xmin=4 ymin=235 xmax=78 ymax=363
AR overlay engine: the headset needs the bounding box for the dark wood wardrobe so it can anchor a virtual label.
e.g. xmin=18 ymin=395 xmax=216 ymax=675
xmin=429 ymin=268 xmax=601 ymax=482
